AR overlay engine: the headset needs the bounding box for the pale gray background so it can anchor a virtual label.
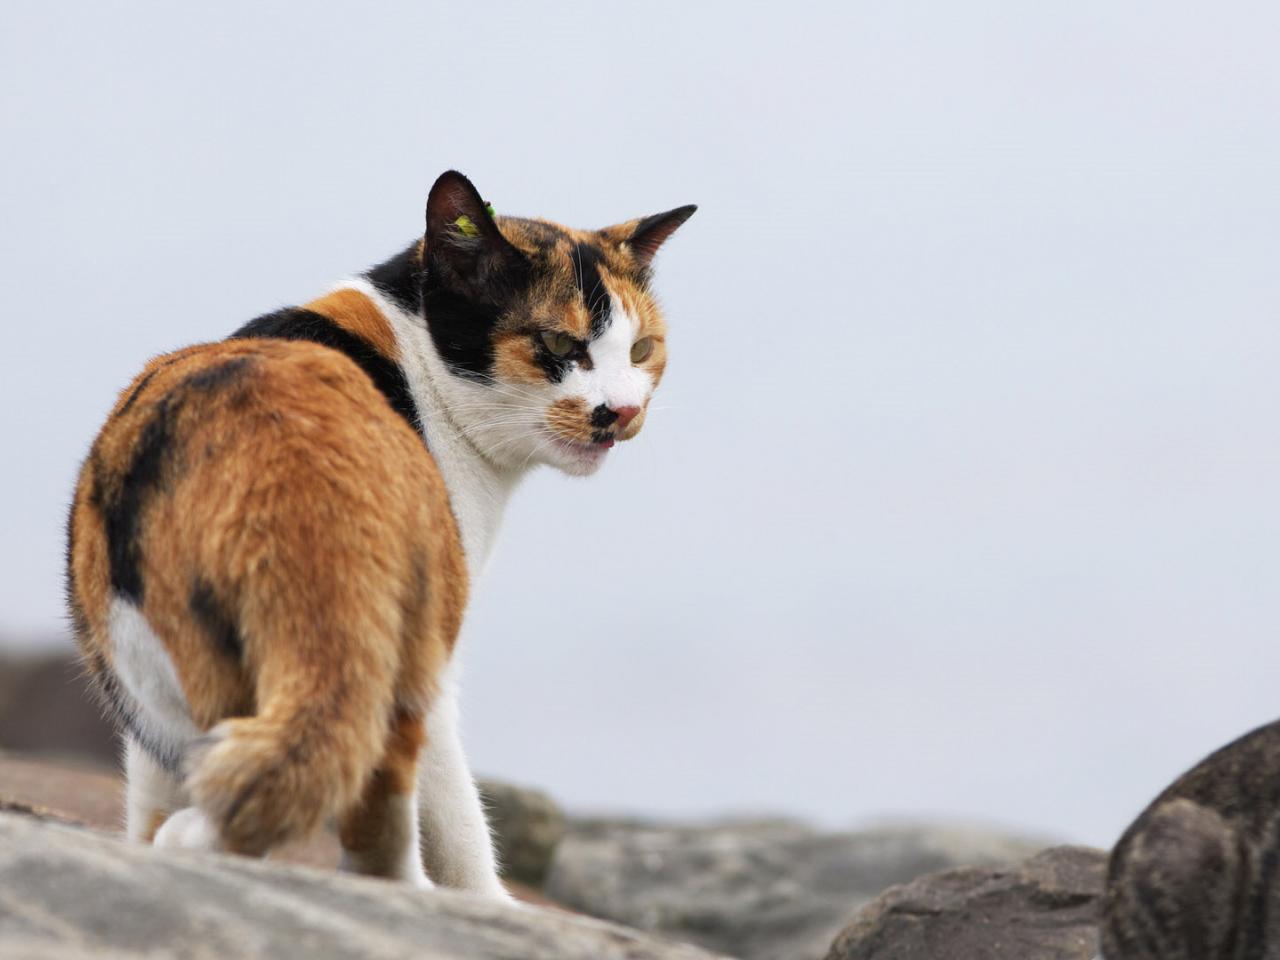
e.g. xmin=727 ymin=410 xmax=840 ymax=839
xmin=3 ymin=1 xmax=1279 ymax=848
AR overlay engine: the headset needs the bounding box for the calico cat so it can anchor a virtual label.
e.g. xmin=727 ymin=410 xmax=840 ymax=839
xmin=65 ymin=170 xmax=694 ymax=895
xmin=1100 ymin=718 xmax=1280 ymax=958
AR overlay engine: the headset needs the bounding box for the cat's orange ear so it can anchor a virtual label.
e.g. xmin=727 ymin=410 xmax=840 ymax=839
xmin=607 ymin=205 xmax=697 ymax=266
xmin=424 ymin=171 xmax=524 ymax=295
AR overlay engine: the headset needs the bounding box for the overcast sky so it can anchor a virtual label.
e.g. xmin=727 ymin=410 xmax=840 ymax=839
xmin=3 ymin=1 xmax=1280 ymax=847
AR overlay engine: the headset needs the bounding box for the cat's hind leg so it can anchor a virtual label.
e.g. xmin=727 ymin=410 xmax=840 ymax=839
xmin=338 ymin=709 xmax=431 ymax=887
xmin=123 ymin=735 xmax=186 ymax=842
xmin=127 ymin=734 xmax=224 ymax=853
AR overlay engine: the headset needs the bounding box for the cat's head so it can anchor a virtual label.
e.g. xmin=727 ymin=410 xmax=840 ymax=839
xmin=420 ymin=170 xmax=694 ymax=476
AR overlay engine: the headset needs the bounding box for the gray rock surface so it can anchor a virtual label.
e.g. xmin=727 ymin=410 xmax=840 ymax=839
xmin=545 ymin=817 xmax=1051 ymax=960
xmin=479 ymin=778 xmax=566 ymax=888
xmin=0 ymin=811 xmax=727 ymax=960
xmin=824 ymin=845 xmax=1105 ymax=960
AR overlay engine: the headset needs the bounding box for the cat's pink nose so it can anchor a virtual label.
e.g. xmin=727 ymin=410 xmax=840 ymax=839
xmin=611 ymin=405 xmax=641 ymax=429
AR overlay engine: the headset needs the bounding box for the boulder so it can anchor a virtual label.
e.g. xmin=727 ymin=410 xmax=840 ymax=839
xmin=479 ymin=779 xmax=566 ymax=888
xmin=546 ymin=817 xmax=1050 ymax=960
xmin=0 ymin=811 xmax=728 ymax=960
xmin=824 ymin=845 xmax=1105 ymax=960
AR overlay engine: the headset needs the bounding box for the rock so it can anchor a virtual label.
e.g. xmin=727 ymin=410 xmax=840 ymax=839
xmin=479 ymin=779 xmax=566 ymax=888
xmin=545 ymin=817 xmax=1051 ymax=960
xmin=0 ymin=811 xmax=728 ymax=960
xmin=824 ymin=845 xmax=1105 ymax=960
xmin=0 ymin=750 xmax=122 ymax=832
xmin=0 ymin=752 xmax=559 ymax=902
xmin=0 ymin=650 xmax=117 ymax=766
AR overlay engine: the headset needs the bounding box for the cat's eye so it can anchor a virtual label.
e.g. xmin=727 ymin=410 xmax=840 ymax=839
xmin=630 ymin=337 xmax=654 ymax=364
xmin=540 ymin=331 xmax=576 ymax=357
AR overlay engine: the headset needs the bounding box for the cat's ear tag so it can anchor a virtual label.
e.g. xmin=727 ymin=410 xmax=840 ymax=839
xmin=425 ymin=172 xmax=522 ymax=294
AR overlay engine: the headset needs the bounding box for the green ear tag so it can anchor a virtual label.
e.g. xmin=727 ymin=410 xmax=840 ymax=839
xmin=484 ymin=202 xmax=496 ymax=219
xmin=453 ymin=215 xmax=480 ymax=238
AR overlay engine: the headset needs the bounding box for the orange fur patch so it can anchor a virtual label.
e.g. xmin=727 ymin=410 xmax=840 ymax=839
xmin=337 ymin=710 xmax=425 ymax=858
xmin=303 ymin=289 xmax=400 ymax=360
xmin=492 ymin=333 xmax=548 ymax=385
xmin=69 ymin=336 xmax=467 ymax=853
xmin=545 ymin=397 xmax=592 ymax=444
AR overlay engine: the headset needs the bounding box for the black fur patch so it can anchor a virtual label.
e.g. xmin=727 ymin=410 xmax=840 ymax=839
xmin=420 ymin=288 xmax=503 ymax=382
xmin=103 ymin=398 xmax=176 ymax=604
xmin=366 ymin=244 xmax=423 ymax=315
xmin=100 ymin=358 xmax=253 ymax=605
xmin=230 ymin=308 xmax=421 ymax=434
xmin=531 ymin=334 xmax=585 ymax=385
xmin=190 ymin=579 xmax=243 ymax=663
xmin=368 ymin=242 xmax=505 ymax=381
xmin=570 ymin=242 xmax=612 ymax=339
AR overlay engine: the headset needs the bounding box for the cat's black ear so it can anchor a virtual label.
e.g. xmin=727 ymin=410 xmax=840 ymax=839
xmin=424 ymin=170 xmax=523 ymax=297
xmin=612 ymin=205 xmax=697 ymax=266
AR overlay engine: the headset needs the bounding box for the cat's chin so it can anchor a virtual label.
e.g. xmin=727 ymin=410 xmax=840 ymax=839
xmin=542 ymin=437 xmax=611 ymax=477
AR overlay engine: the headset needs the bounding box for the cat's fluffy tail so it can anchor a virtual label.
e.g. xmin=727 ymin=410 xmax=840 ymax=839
xmin=185 ymin=663 xmax=394 ymax=856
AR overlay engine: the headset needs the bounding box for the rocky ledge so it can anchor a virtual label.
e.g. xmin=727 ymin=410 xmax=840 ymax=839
xmin=0 ymin=745 xmax=1106 ymax=960
xmin=824 ymin=845 xmax=1106 ymax=960
xmin=0 ymin=811 xmax=724 ymax=960
xmin=547 ymin=817 xmax=1055 ymax=960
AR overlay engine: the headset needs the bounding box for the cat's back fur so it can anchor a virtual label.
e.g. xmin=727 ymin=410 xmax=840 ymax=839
xmin=68 ymin=303 xmax=465 ymax=853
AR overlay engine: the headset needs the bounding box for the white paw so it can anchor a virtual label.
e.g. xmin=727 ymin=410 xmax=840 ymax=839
xmin=152 ymin=807 xmax=223 ymax=852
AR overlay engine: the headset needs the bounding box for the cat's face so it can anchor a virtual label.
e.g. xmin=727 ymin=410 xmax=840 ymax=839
xmin=421 ymin=172 xmax=694 ymax=476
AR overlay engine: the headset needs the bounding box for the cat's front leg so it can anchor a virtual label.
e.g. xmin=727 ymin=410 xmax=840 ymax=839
xmin=416 ymin=677 xmax=511 ymax=902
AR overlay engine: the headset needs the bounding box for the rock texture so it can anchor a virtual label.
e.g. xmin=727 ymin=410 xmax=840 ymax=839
xmin=546 ymin=817 xmax=1051 ymax=960
xmin=824 ymin=845 xmax=1105 ymax=960
xmin=0 ymin=751 xmax=566 ymax=890
xmin=0 ymin=811 xmax=727 ymax=960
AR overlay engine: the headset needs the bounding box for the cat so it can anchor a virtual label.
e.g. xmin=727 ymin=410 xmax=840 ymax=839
xmin=65 ymin=169 xmax=695 ymax=896
xmin=1100 ymin=717 xmax=1280 ymax=958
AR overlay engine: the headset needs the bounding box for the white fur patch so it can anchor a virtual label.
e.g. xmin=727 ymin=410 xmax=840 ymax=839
xmin=123 ymin=735 xmax=185 ymax=840
xmin=563 ymin=295 xmax=652 ymax=412
xmin=416 ymin=667 xmax=510 ymax=900
xmin=346 ymin=277 xmax=521 ymax=581
xmin=109 ymin=598 xmax=199 ymax=763
xmin=152 ymin=806 xmax=223 ymax=851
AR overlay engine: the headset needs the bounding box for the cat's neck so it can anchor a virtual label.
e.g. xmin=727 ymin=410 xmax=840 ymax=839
xmin=336 ymin=275 xmax=526 ymax=581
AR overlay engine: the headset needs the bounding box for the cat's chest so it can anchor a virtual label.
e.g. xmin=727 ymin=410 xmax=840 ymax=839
xmin=419 ymin=425 xmax=517 ymax=580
